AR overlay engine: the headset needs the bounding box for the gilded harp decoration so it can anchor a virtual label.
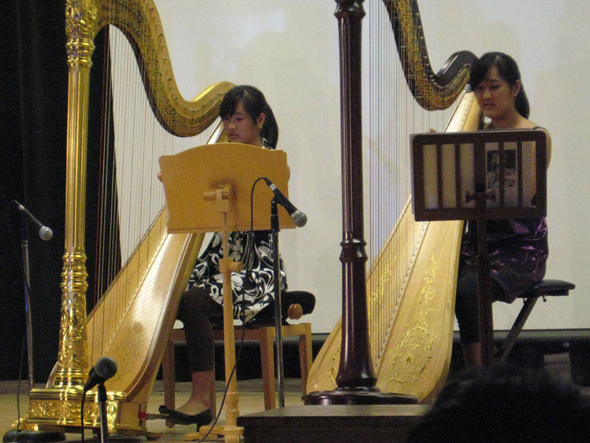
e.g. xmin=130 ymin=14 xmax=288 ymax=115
xmin=19 ymin=0 xmax=234 ymax=436
xmin=385 ymin=0 xmax=474 ymax=110
xmin=305 ymin=0 xmax=481 ymax=404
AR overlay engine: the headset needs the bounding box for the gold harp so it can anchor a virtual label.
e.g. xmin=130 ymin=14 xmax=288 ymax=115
xmin=306 ymin=0 xmax=482 ymax=403
xmin=20 ymin=0 xmax=233 ymax=436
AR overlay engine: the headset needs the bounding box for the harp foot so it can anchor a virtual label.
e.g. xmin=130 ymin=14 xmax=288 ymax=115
xmin=303 ymin=388 xmax=417 ymax=406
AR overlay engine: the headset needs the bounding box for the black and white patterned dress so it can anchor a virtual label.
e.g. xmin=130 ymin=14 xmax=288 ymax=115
xmin=187 ymin=230 xmax=288 ymax=322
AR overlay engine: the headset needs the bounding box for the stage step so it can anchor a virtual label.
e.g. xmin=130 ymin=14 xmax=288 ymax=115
xmin=237 ymin=404 xmax=430 ymax=443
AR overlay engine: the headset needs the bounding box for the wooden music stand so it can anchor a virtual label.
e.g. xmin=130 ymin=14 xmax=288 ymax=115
xmin=159 ymin=142 xmax=295 ymax=442
xmin=411 ymin=129 xmax=547 ymax=365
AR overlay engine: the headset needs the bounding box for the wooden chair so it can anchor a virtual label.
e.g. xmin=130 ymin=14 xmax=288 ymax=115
xmin=161 ymin=291 xmax=315 ymax=425
xmin=498 ymin=279 xmax=575 ymax=362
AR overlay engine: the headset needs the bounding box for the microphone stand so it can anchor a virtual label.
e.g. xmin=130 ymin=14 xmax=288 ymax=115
xmin=97 ymin=383 xmax=109 ymax=443
xmin=20 ymin=216 xmax=35 ymax=391
xmin=270 ymin=198 xmax=285 ymax=407
xmin=2 ymin=216 xmax=65 ymax=443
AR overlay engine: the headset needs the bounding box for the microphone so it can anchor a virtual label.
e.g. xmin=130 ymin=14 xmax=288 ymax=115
xmin=13 ymin=200 xmax=53 ymax=241
xmin=83 ymin=357 xmax=118 ymax=392
xmin=262 ymin=178 xmax=307 ymax=227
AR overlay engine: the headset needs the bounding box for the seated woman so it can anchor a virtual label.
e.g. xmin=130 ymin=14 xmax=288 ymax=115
xmin=159 ymin=85 xmax=287 ymax=429
xmin=455 ymin=52 xmax=552 ymax=368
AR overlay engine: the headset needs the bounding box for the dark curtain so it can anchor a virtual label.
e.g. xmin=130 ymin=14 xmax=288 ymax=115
xmin=1 ymin=0 xmax=67 ymax=382
xmin=3 ymin=1 xmax=130 ymax=384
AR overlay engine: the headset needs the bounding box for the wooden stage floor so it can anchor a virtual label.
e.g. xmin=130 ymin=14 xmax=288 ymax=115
xmin=0 ymin=378 xmax=307 ymax=443
xmin=1 ymin=353 xmax=588 ymax=442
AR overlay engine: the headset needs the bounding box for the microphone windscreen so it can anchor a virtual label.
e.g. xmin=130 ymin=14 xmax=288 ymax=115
xmin=95 ymin=357 xmax=118 ymax=380
xmin=39 ymin=226 xmax=53 ymax=241
xmin=292 ymin=211 xmax=308 ymax=228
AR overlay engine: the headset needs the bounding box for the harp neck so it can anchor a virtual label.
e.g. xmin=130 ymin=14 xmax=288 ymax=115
xmin=65 ymin=0 xmax=233 ymax=136
xmin=384 ymin=0 xmax=477 ymax=109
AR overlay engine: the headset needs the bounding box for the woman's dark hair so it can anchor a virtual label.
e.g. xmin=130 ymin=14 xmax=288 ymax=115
xmin=469 ymin=52 xmax=530 ymax=118
xmin=219 ymin=85 xmax=279 ymax=148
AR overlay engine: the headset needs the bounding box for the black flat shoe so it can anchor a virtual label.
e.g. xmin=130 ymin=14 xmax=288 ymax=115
xmin=158 ymin=405 xmax=212 ymax=429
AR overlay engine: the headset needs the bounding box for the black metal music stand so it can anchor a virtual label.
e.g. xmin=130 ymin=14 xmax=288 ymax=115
xmin=411 ymin=129 xmax=547 ymax=364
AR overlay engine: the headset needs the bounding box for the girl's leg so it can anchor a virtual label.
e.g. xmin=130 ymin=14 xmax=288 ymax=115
xmin=174 ymin=287 xmax=223 ymax=414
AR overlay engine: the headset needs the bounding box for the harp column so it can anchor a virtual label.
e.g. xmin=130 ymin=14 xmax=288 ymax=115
xmin=335 ymin=0 xmax=374 ymax=389
xmin=52 ymin=0 xmax=99 ymax=388
xmin=305 ymin=0 xmax=416 ymax=405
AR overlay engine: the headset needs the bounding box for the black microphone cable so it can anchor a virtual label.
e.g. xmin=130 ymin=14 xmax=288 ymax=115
xmin=195 ymin=178 xmax=265 ymax=443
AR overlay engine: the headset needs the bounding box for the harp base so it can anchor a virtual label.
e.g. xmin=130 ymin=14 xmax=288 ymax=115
xmin=20 ymin=387 xmax=148 ymax=437
xmin=302 ymin=388 xmax=417 ymax=406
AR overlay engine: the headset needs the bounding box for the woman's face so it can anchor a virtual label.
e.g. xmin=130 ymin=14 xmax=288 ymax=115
xmin=474 ymin=66 xmax=520 ymax=121
xmin=222 ymin=101 xmax=265 ymax=146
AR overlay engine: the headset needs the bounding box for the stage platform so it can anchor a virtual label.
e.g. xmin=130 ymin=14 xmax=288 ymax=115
xmin=2 ymin=331 xmax=590 ymax=442
xmin=237 ymin=404 xmax=429 ymax=443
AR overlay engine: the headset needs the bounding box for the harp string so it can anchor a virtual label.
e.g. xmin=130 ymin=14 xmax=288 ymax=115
xmin=96 ymin=26 xmax=115 ymax=305
xmin=365 ymin=0 xmax=461 ymax=366
xmin=89 ymin=16 xmax=215 ymax=360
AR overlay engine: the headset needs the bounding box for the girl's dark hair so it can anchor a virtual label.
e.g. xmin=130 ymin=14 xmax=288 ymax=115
xmin=469 ymin=52 xmax=530 ymax=119
xmin=219 ymin=85 xmax=279 ymax=149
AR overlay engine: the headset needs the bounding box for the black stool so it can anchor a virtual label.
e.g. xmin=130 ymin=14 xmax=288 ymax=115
xmin=498 ymin=279 xmax=575 ymax=362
